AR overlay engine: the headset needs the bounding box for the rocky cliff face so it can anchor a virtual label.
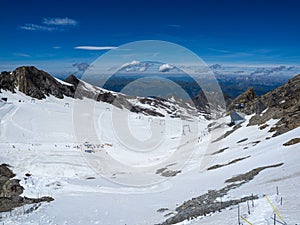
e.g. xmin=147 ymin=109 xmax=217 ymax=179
xmin=192 ymin=90 xmax=229 ymax=118
xmin=64 ymin=74 xmax=79 ymax=87
xmin=228 ymin=87 xmax=257 ymax=111
xmin=0 ymin=66 xmax=76 ymax=99
xmin=230 ymin=74 xmax=300 ymax=136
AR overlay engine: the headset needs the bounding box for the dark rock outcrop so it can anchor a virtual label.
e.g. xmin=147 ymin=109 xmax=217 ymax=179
xmin=0 ymin=66 xmax=76 ymax=99
xmin=0 ymin=164 xmax=54 ymax=213
xmin=229 ymin=74 xmax=300 ymax=136
xmin=192 ymin=90 xmax=228 ymax=118
xmin=64 ymin=74 xmax=79 ymax=87
xmin=192 ymin=90 xmax=209 ymax=110
xmin=228 ymin=87 xmax=257 ymax=111
xmin=283 ymin=138 xmax=300 ymax=146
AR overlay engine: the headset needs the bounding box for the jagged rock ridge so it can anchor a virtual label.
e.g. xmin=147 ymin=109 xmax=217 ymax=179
xmin=0 ymin=66 xmax=75 ymax=99
xmin=229 ymin=74 xmax=300 ymax=136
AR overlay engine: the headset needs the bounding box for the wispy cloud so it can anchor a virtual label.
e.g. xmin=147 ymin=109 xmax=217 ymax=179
xmin=19 ymin=17 xmax=78 ymax=32
xmin=208 ymin=48 xmax=253 ymax=57
xmin=19 ymin=24 xmax=56 ymax=31
xmin=74 ymin=46 xmax=117 ymax=51
xmin=43 ymin=17 xmax=78 ymax=26
xmin=252 ymin=48 xmax=273 ymax=54
xmin=52 ymin=46 xmax=61 ymax=49
xmin=208 ymin=48 xmax=275 ymax=57
xmin=167 ymin=24 xmax=182 ymax=28
xmin=208 ymin=48 xmax=232 ymax=54
xmin=13 ymin=52 xmax=31 ymax=57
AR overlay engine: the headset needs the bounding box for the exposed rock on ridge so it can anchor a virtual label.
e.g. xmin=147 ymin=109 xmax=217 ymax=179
xmin=229 ymin=74 xmax=300 ymax=136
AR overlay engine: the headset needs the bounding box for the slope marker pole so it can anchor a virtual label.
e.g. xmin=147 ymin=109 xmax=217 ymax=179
xmin=265 ymin=195 xmax=284 ymax=223
xmin=241 ymin=215 xmax=253 ymax=225
xmin=238 ymin=204 xmax=241 ymax=225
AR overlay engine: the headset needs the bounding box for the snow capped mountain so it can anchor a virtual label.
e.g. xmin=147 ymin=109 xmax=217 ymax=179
xmin=0 ymin=66 xmax=198 ymax=119
xmin=209 ymin=64 xmax=300 ymax=77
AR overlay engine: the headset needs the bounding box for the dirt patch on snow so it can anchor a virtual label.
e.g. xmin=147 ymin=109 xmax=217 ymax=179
xmin=207 ymin=156 xmax=250 ymax=171
xmin=225 ymin=163 xmax=283 ymax=183
xmin=211 ymin=147 xmax=229 ymax=155
xmin=283 ymin=138 xmax=300 ymax=146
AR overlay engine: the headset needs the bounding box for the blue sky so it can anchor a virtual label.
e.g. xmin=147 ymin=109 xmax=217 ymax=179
xmin=0 ymin=0 xmax=299 ymax=76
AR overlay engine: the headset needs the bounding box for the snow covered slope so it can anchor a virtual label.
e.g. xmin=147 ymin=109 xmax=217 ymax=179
xmin=0 ymin=87 xmax=299 ymax=225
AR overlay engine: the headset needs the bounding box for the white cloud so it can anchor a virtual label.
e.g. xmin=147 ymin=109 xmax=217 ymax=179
xmin=19 ymin=24 xmax=57 ymax=31
xmin=159 ymin=63 xmax=174 ymax=72
xmin=121 ymin=60 xmax=141 ymax=69
xmin=74 ymin=46 xmax=117 ymax=51
xmin=19 ymin=17 xmax=77 ymax=32
xmin=43 ymin=17 xmax=78 ymax=26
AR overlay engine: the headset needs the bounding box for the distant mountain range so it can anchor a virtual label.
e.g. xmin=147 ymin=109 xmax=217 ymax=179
xmin=100 ymin=69 xmax=295 ymax=100
xmin=65 ymin=61 xmax=299 ymax=100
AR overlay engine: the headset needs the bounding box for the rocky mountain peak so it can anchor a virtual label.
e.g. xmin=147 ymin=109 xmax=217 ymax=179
xmin=64 ymin=74 xmax=79 ymax=87
xmin=14 ymin=66 xmax=41 ymax=75
xmin=0 ymin=66 xmax=75 ymax=99
xmin=230 ymin=74 xmax=300 ymax=136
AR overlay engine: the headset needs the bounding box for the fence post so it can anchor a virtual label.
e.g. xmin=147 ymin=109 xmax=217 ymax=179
xmin=276 ymin=186 xmax=279 ymax=195
xmin=251 ymin=193 xmax=254 ymax=207
xmin=274 ymin=213 xmax=276 ymax=225
xmin=247 ymin=201 xmax=250 ymax=215
xmin=238 ymin=204 xmax=241 ymax=225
